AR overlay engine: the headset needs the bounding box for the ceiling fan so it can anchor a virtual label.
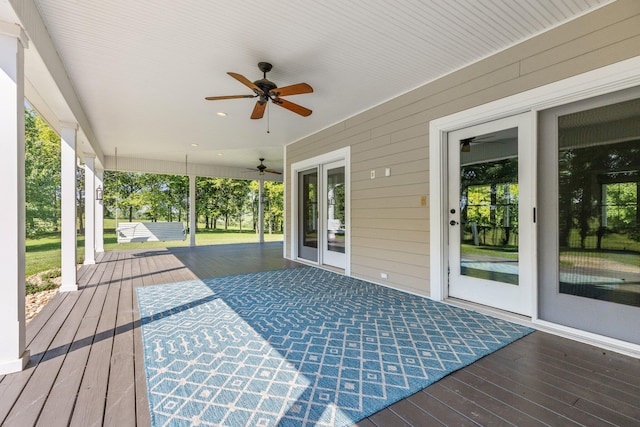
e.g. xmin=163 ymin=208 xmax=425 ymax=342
xmin=248 ymin=158 xmax=282 ymax=175
xmin=205 ymin=62 xmax=313 ymax=119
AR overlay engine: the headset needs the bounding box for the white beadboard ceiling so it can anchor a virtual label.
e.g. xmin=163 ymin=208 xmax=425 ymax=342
xmin=16 ymin=0 xmax=612 ymax=170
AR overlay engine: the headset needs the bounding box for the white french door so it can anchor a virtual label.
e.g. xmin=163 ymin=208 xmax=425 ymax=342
xmin=448 ymin=113 xmax=534 ymax=316
xmin=322 ymin=160 xmax=346 ymax=269
xmin=294 ymin=148 xmax=350 ymax=271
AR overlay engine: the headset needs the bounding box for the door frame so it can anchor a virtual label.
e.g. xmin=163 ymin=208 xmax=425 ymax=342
xmin=429 ymin=56 xmax=640 ymax=355
xmin=290 ymin=147 xmax=351 ymax=275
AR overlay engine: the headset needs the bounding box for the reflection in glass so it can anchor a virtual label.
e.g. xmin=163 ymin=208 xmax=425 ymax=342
xmin=459 ymin=128 xmax=519 ymax=285
xmin=558 ymin=98 xmax=640 ymax=307
xmin=327 ymin=167 xmax=345 ymax=253
xmin=298 ymin=170 xmax=318 ymax=262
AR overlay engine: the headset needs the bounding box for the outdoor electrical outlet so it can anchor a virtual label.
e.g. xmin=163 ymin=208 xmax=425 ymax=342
xmin=380 ymin=272 xmax=388 ymax=279
xmin=385 ymin=168 xmax=391 ymax=176
xmin=370 ymin=170 xmax=376 ymax=179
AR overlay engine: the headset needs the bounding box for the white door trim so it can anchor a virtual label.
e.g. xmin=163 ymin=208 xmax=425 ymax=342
xmin=290 ymin=147 xmax=351 ymax=275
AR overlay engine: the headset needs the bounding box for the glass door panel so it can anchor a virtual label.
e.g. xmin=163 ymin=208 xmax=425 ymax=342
xmin=539 ymin=93 xmax=640 ymax=344
xmin=298 ymin=169 xmax=318 ymax=262
xmin=323 ymin=162 xmax=346 ymax=268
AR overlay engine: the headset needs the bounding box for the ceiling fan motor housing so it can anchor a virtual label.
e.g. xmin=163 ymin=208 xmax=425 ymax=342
xmin=254 ymin=78 xmax=277 ymax=94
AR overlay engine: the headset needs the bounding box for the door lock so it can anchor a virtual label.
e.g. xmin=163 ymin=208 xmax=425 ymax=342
xmin=450 ymin=220 xmax=458 ymax=226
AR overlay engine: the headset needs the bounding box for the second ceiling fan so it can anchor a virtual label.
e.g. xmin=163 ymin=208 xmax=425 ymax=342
xmin=206 ymin=62 xmax=313 ymax=119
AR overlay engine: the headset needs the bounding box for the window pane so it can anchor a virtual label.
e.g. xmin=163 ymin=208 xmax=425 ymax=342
xmin=557 ymin=97 xmax=640 ymax=307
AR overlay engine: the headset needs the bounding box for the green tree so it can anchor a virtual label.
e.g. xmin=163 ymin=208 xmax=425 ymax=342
xmin=264 ymin=181 xmax=284 ymax=233
xmin=24 ymin=108 xmax=61 ymax=237
xmin=103 ymin=171 xmax=144 ymax=222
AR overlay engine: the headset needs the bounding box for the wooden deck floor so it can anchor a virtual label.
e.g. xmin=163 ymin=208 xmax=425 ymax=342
xmin=0 ymin=243 xmax=638 ymax=426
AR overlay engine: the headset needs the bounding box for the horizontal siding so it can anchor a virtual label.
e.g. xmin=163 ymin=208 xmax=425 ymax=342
xmin=286 ymin=0 xmax=640 ymax=295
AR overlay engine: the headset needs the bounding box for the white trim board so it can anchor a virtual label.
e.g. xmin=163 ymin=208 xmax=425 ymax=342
xmin=429 ymin=55 xmax=640 ymax=354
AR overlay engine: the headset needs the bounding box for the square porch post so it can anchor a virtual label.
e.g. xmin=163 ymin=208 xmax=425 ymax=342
xmin=60 ymin=123 xmax=78 ymax=291
xmin=0 ymin=22 xmax=30 ymax=374
xmin=259 ymin=179 xmax=265 ymax=243
xmin=95 ymin=169 xmax=104 ymax=252
xmin=189 ymin=174 xmax=196 ymax=247
xmin=83 ymin=155 xmax=96 ymax=264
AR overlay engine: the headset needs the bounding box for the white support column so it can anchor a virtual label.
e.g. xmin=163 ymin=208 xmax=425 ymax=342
xmin=259 ymin=179 xmax=265 ymax=243
xmin=0 ymin=22 xmax=30 ymax=374
xmin=83 ymin=155 xmax=96 ymax=264
xmin=60 ymin=123 xmax=78 ymax=292
xmin=95 ymin=169 xmax=104 ymax=253
xmin=189 ymin=174 xmax=196 ymax=247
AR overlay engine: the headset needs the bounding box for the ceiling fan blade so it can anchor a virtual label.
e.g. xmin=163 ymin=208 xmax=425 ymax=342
xmin=205 ymin=94 xmax=256 ymax=101
xmin=264 ymin=169 xmax=282 ymax=175
xmin=228 ymin=72 xmax=261 ymax=93
xmin=251 ymin=101 xmax=267 ymax=119
xmin=273 ymin=98 xmax=312 ymax=117
xmin=270 ymin=83 xmax=313 ymax=97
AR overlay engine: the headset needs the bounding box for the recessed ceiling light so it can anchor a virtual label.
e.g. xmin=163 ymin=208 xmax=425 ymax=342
xmin=191 ymin=143 xmax=199 ymax=147
xmin=216 ymin=112 xmax=228 ymax=117
xmin=217 ymin=153 xmax=223 ymax=156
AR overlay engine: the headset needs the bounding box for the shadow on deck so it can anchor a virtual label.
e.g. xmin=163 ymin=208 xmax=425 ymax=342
xmin=0 ymin=242 xmax=638 ymax=426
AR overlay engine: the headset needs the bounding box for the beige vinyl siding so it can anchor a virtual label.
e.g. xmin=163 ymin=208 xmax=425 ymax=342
xmin=286 ymin=0 xmax=640 ymax=296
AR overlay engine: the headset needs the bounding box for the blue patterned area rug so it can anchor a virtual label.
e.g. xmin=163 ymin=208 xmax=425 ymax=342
xmin=137 ymin=267 xmax=533 ymax=426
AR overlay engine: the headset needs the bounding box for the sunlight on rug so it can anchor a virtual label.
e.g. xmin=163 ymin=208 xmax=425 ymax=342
xmin=137 ymin=267 xmax=533 ymax=426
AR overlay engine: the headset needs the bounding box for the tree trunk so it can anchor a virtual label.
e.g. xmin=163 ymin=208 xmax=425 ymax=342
xmin=128 ymin=206 xmax=133 ymax=222
xmin=77 ymin=206 xmax=84 ymax=234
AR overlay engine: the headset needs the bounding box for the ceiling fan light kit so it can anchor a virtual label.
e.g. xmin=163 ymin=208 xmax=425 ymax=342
xmin=206 ymin=62 xmax=313 ymax=119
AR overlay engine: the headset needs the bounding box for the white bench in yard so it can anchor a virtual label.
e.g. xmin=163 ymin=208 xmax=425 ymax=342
xmin=116 ymin=222 xmax=186 ymax=243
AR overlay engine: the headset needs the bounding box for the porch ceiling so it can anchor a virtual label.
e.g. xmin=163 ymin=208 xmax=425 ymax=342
xmin=4 ymin=0 xmax=611 ymax=170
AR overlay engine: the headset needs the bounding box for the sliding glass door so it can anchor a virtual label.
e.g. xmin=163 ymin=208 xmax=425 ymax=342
xmin=539 ymin=90 xmax=640 ymax=344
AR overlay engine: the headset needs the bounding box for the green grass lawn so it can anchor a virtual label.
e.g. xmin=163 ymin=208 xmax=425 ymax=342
xmin=26 ymin=220 xmax=282 ymax=278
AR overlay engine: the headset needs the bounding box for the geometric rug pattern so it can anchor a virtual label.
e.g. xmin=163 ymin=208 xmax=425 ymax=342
xmin=136 ymin=267 xmax=533 ymax=426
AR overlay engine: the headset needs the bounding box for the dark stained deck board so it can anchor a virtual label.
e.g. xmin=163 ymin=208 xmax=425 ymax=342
xmin=0 ymin=285 xmax=82 ymax=423
xmin=35 ymin=252 xmax=119 ymax=427
xmin=385 ymin=398 xmax=446 ymax=426
xmin=465 ymin=359 xmax=616 ymax=427
xmin=367 ymin=408 xmax=414 ymax=427
xmin=516 ymin=332 xmax=640 ymax=389
xmin=132 ymin=251 xmax=152 ymax=427
xmin=104 ymin=252 xmax=137 ymax=426
xmin=451 ymin=369 xmax=583 ymax=426
xmin=70 ymin=251 xmax=128 ymax=427
xmin=403 ymin=388 xmax=483 ymax=427
xmin=435 ymin=375 xmax=549 ymax=426
xmin=1 ymin=243 xmax=638 ymax=427
xmin=494 ymin=344 xmax=640 ymax=423
xmin=479 ymin=340 xmax=639 ymax=426
xmin=420 ymin=382 xmax=514 ymax=427
xmin=4 ymin=251 xmax=116 ymax=426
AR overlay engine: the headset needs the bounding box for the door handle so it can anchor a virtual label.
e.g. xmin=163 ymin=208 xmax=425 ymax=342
xmin=450 ymin=220 xmax=458 ymax=226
